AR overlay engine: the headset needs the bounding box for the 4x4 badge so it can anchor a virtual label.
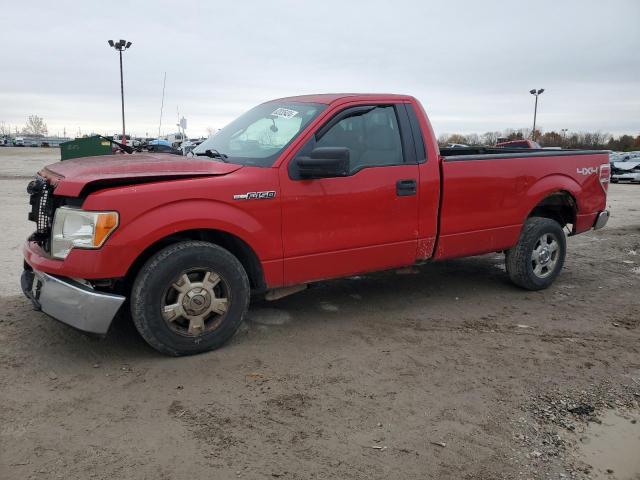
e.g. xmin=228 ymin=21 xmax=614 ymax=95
xmin=233 ymin=191 xmax=277 ymax=200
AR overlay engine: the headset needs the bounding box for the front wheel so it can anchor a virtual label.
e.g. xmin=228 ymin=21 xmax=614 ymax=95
xmin=130 ymin=241 xmax=250 ymax=356
xmin=505 ymin=217 xmax=566 ymax=291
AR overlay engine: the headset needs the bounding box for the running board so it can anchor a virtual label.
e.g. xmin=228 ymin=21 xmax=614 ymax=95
xmin=264 ymin=284 xmax=308 ymax=301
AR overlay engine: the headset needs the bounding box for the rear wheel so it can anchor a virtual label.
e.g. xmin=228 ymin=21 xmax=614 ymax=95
xmin=505 ymin=217 xmax=566 ymax=291
xmin=130 ymin=241 xmax=250 ymax=356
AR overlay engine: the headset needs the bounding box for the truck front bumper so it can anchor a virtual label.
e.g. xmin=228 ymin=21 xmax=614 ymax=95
xmin=21 ymin=268 xmax=125 ymax=335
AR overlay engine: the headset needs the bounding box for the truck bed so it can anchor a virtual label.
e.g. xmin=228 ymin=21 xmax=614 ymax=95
xmin=440 ymin=147 xmax=604 ymax=159
xmin=435 ymin=148 xmax=609 ymax=260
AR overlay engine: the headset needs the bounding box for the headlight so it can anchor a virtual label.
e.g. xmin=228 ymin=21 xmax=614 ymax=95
xmin=51 ymin=207 xmax=119 ymax=259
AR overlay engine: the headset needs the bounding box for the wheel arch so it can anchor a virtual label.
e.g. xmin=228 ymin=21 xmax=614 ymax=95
xmin=527 ymin=190 xmax=578 ymax=230
xmin=125 ymin=228 xmax=267 ymax=293
xmin=524 ymin=174 xmax=581 ymax=232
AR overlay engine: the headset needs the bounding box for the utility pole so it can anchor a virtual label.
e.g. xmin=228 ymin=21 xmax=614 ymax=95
xmin=107 ymin=39 xmax=132 ymax=145
xmin=159 ymin=72 xmax=166 ymax=139
xmin=529 ymin=88 xmax=544 ymax=141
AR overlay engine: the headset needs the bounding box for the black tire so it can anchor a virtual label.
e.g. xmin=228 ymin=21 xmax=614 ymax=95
xmin=505 ymin=217 xmax=566 ymax=291
xmin=130 ymin=241 xmax=250 ymax=356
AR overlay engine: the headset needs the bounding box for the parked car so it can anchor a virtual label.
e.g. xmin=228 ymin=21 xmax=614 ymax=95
xmin=147 ymin=143 xmax=182 ymax=155
xmin=113 ymin=134 xmax=140 ymax=148
xmin=145 ymin=139 xmax=182 ymax=155
xmin=21 ymin=93 xmax=610 ymax=355
xmin=610 ymin=161 xmax=640 ymax=183
xmin=618 ymin=152 xmax=640 ymax=162
xmin=14 ymin=137 xmax=25 ymax=146
xmin=609 ymin=152 xmax=621 ymax=164
xmin=180 ymin=138 xmax=204 ymax=155
xmin=496 ymin=139 xmax=542 ymax=149
xmin=446 ymin=143 xmax=469 ymax=148
xmin=163 ymin=132 xmax=187 ymax=147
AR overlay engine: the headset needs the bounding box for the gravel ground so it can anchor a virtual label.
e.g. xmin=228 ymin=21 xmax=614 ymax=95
xmin=0 ymin=147 xmax=639 ymax=479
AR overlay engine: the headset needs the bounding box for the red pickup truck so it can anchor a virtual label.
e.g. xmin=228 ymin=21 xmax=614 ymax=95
xmin=22 ymin=94 xmax=611 ymax=355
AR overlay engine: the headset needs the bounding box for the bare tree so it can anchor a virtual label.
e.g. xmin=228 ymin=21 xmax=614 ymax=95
xmin=437 ymin=133 xmax=450 ymax=146
xmin=481 ymin=131 xmax=500 ymax=146
xmin=446 ymin=133 xmax=468 ymax=145
xmin=205 ymin=127 xmax=217 ymax=137
xmin=465 ymin=133 xmax=480 ymax=145
xmin=538 ymin=131 xmax=563 ymax=147
xmin=0 ymin=122 xmax=11 ymax=137
xmin=22 ymin=115 xmax=48 ymax=137
xmin=438 ymin=128 xmax=633 ymax=150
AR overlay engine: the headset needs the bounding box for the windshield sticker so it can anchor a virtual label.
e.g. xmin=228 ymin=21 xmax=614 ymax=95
xmin=270 ymin=108 xmax=298 ymax=119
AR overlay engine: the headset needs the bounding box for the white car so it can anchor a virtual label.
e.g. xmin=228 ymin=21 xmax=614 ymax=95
xmin=113 ymin=134 xmax=141 ymax=147
xmin=446 ymin=143 xmax=470 ymax=148
xmin=180 ymin=138 xmax=204 ymax=155
xmin=611 ymin=161 xmax=640 ymax=183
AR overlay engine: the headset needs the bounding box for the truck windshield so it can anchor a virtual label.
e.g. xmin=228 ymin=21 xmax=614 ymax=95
xmin=193 ymin=101 xmax=326 ymax=166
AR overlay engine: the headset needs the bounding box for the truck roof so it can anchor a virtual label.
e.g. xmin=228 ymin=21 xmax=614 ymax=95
xmin=271 ymin=93 xmax=414 ymax=104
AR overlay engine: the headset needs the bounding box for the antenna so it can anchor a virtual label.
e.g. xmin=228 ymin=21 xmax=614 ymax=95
xmin=158 ymin=72 xmax=166 ymax=139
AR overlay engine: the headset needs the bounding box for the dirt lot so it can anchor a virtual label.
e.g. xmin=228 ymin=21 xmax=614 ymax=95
xmin=1 ymin=147 xmax=639 ymax=479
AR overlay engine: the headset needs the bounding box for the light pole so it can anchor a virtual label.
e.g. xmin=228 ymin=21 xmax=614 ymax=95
xmin=108 ymin=39 xmax=132 ymax=145
xmin=529 ymin=88 xmax=544 ymax=141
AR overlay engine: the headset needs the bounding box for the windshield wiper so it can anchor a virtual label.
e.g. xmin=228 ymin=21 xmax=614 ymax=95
xmin=196 ymin=149 xmax=229 ymax=162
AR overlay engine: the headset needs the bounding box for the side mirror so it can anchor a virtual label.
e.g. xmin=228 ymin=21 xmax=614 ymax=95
xmin=295 ymin=147 xmax=350 ymax=179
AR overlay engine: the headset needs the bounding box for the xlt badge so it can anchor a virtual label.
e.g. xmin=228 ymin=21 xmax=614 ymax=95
xmin=233 ymin=191 xmax=277 ymax=201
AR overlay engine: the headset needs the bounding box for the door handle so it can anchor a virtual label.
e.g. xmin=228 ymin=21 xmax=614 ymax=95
xmin=396 ymin=179 xmax=417 ymax=196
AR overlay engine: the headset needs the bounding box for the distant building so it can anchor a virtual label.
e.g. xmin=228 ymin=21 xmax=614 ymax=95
xmin=24 ymin=135 xmax=72 ymax=147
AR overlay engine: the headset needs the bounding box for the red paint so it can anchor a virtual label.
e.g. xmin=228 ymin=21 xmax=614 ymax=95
xmin=43 ymin=153 xmax=242 ymax=197
xmin=24 ymin=94 xmax=609 ymax=289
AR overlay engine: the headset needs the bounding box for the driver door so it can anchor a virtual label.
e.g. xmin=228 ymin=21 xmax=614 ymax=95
xmin=279 ymin=103 xmax=420 ymax=285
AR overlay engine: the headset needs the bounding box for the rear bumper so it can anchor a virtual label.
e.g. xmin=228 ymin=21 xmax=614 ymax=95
xmin=21 ymin=268 xmax=125 ymax=335
xmin=593 ymin=210 xmax=609 ymax=230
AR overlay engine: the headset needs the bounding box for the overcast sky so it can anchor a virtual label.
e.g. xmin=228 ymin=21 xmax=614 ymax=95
xmin=1 ymin=0 xmax=639 ymax=138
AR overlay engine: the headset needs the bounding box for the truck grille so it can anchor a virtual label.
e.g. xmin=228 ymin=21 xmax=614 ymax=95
xmin=27 ymin=176 xmax=55 ymax=251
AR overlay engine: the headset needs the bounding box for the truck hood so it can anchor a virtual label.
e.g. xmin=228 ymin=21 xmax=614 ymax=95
xmin=41 ymin=153 xmax=243 ymax=197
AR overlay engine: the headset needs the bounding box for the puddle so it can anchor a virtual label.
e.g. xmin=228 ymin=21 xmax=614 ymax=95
xmin=247 ymin=308 xmax=291 ymax=326
xmin=577 ymin=410 xmax=640 ymax=479
xmin=319 ymin=302 xmax=339 ymax=312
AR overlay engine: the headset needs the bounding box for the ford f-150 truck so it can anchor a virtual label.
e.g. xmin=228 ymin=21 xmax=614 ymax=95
xmin=21 ymin=94 xmax=611 ymax=355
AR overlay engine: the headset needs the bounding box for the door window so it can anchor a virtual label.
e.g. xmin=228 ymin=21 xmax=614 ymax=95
xmin=315 ymin=106 xmax=405 ymax=172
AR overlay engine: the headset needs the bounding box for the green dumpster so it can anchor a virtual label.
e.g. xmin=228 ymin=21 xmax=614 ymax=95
xmin=60 ymin=135 xmax=113 ymax=161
